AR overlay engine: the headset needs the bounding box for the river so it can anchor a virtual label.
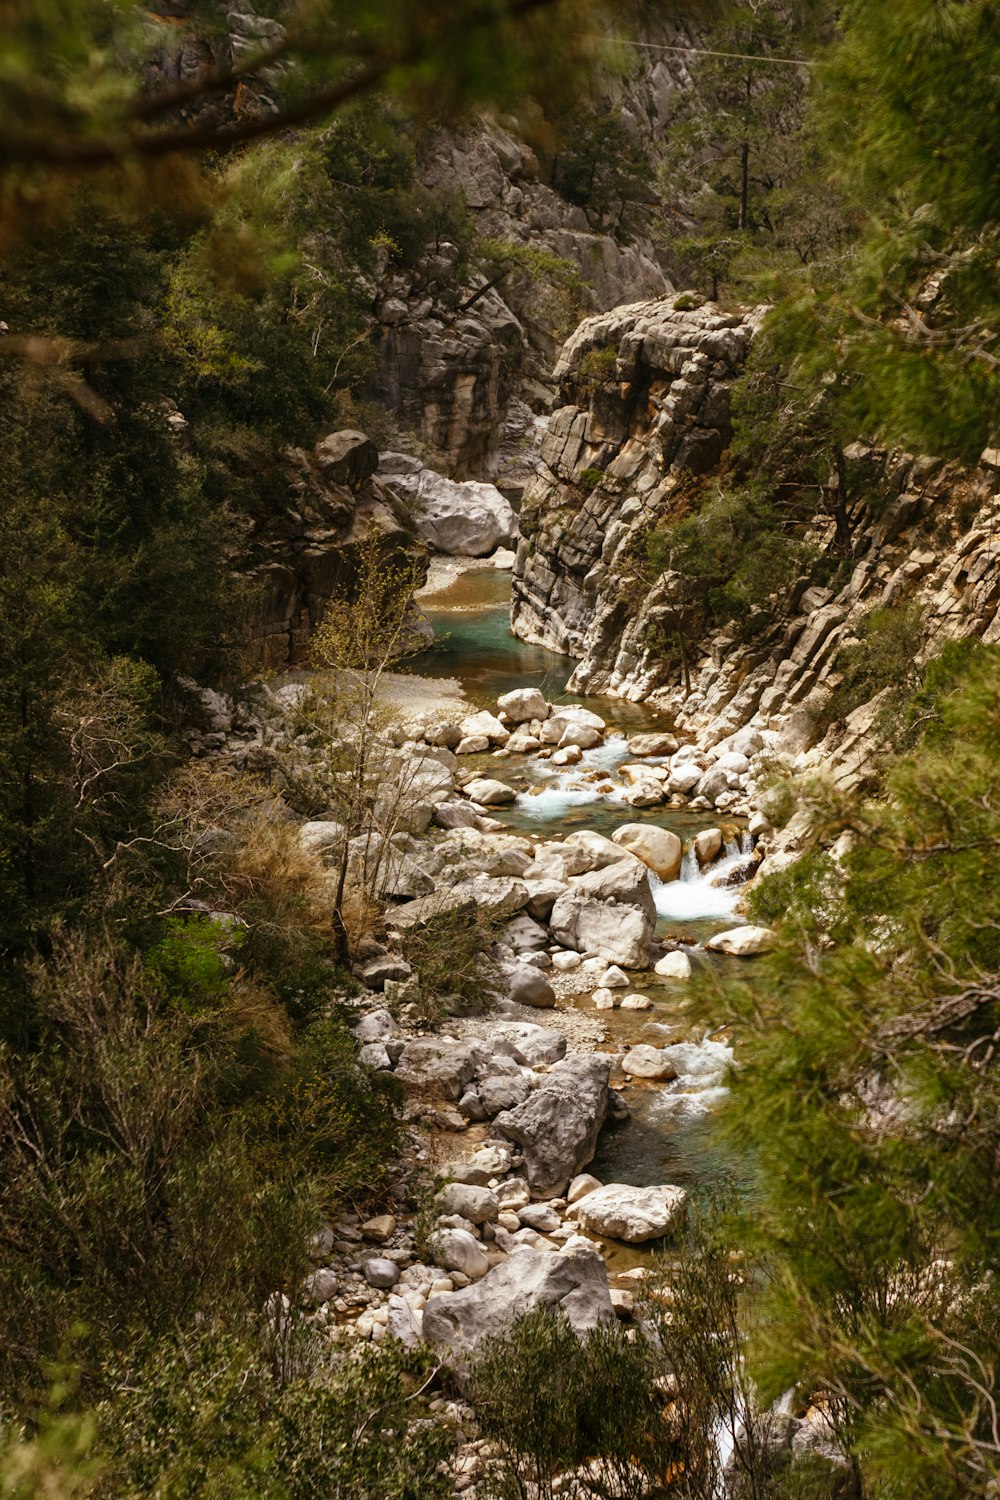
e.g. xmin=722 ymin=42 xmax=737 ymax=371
xmin=411 ymin=563 xmax=751 ymax=1220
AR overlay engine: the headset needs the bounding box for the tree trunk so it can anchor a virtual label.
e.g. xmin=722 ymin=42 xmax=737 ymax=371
xmin=739 ymin=70 xmax=751 ymax=231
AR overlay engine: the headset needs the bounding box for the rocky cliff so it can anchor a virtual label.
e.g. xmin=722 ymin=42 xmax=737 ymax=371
xmin=244 ymin=430 xmax=427 ymax=668
xmin=512 ymin=295 xmax=1000 ymax=791
xmin=372 ymin=17 xmax=709 ymax=476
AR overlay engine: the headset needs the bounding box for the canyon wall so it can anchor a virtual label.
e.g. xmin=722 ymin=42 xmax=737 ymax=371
xmin=513 ymin=294 xmax=1000 ymax=790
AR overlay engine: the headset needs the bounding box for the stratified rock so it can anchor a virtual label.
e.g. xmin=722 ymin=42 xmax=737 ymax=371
xmin=493 ymin=1054 xmax=610 ymax=1198
xmin=567 ymin=1183 xmax=687 ymax=1243
xmin=422 ymin=1241 xmax=614 ymax=1386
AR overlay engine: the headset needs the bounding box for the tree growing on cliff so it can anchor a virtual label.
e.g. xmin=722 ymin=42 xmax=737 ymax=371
xmin=658 ymin=0 xmax=820 ymax=299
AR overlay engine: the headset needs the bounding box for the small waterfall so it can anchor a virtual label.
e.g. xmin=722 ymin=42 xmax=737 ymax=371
xmin=651 ymin=840 xmax=746 ymax=922
xmin=723 ymin=835 xmax=741 ymax=858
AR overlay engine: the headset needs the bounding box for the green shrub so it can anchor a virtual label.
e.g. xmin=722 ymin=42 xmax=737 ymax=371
xmin=470 ymin=1309 xmax=676 ymax=1500
xmin=822 ymin=600 xmax=925 ymax=741
xmin=398 ymin=903 xmax=503 ymax=1020
xmin=96 ymin=1331 xmax=454 ymax=1500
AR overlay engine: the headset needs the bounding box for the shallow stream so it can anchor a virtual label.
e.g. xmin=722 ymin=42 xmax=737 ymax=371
xmin=414 ymin=565 xmax=753 ymax=1230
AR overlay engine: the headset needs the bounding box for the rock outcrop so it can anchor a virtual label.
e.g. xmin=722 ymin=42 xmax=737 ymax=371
xmin=512 ymin=294 xmax=1000 ymax=797
xmin=245 ymin=429 xmax=428 ymax=668
xmin=421 ymin=1240 xmax=614 ymax=1387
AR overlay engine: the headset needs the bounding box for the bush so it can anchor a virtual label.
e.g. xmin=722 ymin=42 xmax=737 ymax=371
xmin=470 ymin=1308 xmax=676 ymax=1500
xmin=398 ymin=903 xmax=503 ymax=1020
xmin=96 ymin=1331 xmax=455 ymax=1500
xmin=821 ymin=599 xmax=925 ymax=741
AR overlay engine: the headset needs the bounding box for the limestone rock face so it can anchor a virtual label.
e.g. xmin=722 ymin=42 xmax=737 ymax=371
xmin=246 ymin=431 xmax=426 ymax=669
xmin=493 ymin=1053 xmax=611 ymax=1198
xmin=567 ymin=1183 xmax=687 ymax=1243
xmin=422 ymin=1241 xmax=614 ymax=1386
xmin=512 ymin=299 xmax=759 ymax=668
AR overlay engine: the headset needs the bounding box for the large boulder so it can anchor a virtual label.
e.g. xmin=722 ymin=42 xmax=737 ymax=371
xmin=435 ymin=1183 xmax=500 ymax=1224
xmin=705 ymin=925 xmax=777 ymax=956
xmin=548 ymin=890 xmax=654 ymax=969
xmin=461 ymin=710 xmax=509 ymax=743
xmin=394 ymin=1038 xmax=485 ymax=1099
xmin=463 ymin=777 xmax=517 ymax=806
xmin=395 ymin=470 xmax=516 ymax=557
xmin=314 ymin=430 xmax=378 ymax=490
xmin=611 ymin=824 xmax=683 ymax=882
xmin=505 ymin=964 xmax=557 ymax=1009
xmin=571 ymin=854 xmax=656 ymax=921
xmin=566 ymin=1183 xmax=687 ymax=1243
xmin=428 ymin=1227 xmax=490 ymax=1280
xmin=422 ymin=1241 xmax=614 ymax=1387
xmin=627 ymin=732 xmax=678 ymax=758
xmin=562 ymin=830 xmax=634 ymax=871
xmin=493 ymin=1054 xmax=610 ymax=1198
xmin=490 ymin=1022 xmax=567 ymax=1067
xmin=621 ymin=1045 xmax=678 ymax=1081
xmin=498 ymin=688 xmax=550 ymax=723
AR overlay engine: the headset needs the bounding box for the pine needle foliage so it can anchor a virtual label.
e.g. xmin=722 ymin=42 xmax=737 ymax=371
xmin=696 ymin=648 xmax=1000 ymax=1495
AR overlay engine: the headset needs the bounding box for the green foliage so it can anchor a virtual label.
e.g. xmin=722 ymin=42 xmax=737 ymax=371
xmin=253 ymin=1015 xmax=403 ymax=1211
xmin=398 ymin=904 xmax=503 ymax=1020
xmin=822 ymin=599 xmax=925 ymax=740
xmin=647 ymin=486 xmax=818 ymax=640
xmin=658 ymin=1 xmax=842 ymax=301
xmin=544 ymin=105 xmax=654 ymax=238
xmin=470 ymin=1308 xmax=676 ymax=1500
xmin=764 ymin=0 xmax=1000 ymax=461
xmin=96 ymin=1331 xmax=454 ymax=1499
xmin=699 ymin=648 xmax=1000 ymax=1495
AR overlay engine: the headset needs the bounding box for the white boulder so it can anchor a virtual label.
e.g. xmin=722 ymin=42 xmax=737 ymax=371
xmin=463 ymin=777 xmax=517 ymax=806
xmin=621 ymin=1045 xmax=678 ymax=1081
xmin=498 ymin=688 xmax=550 ymax=723
xmin=654 ymin=950 xmax=692 ymax=980
xmin=394 ymin=470 xmax=516 ymax=557
xmin=567 ymin=1183 xmax=687 ymax=1243
xmin=705 ymin=925 xmax=777 ymax=956
xmin=611 ymin=824 xmax=682 ymax=881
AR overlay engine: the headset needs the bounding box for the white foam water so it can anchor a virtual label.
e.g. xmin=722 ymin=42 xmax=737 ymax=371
xmin=651 ymin=857 xmax=746 ymax=922
xmin=513 ymin=785 xmax=607 ymax=821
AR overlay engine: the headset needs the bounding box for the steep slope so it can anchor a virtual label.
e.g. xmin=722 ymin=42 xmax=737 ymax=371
xmin=513 ymin=294 xmax=1000 ymax=793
